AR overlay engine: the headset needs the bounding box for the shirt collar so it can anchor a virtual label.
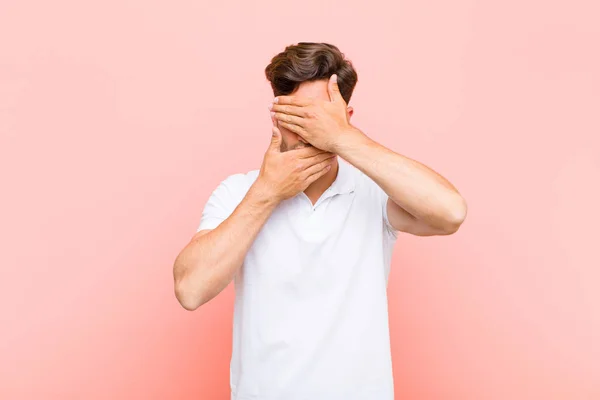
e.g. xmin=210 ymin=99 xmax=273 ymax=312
xmin=328 ymin=158 xmax=355 ymax=195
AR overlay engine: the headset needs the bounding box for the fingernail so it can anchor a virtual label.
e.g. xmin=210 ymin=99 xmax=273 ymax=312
xmin=270 ymin=111 xmax=275 ymax=117
xmin=268 ymin=104 xmax=272 ymax=110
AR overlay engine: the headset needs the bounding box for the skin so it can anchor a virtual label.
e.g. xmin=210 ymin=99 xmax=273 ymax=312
xmin=173 ymin=101 xmax=335 ymax=310
xmin=173 ymin=74 xmax=467 ymax=310
xmin=270 ymin=74 xmax=468 ymax=236
xmin=271 ymin=78 xmax=353 ymax=205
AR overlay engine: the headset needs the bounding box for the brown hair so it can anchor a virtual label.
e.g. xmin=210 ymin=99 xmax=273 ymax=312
xmin=264 ymin=42 xmax=358 ymax=104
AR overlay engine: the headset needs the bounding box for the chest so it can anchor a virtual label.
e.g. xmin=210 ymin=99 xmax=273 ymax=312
xmin=241 ymin=191 xmax=384 ymax=285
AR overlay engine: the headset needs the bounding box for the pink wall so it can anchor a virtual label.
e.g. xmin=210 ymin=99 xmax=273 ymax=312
xmin=1 ymin=0 xmax=599 ymax=398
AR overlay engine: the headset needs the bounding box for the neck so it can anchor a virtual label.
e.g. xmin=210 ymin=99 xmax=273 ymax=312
xmin=303 ymin=157 xmax=339 ymax=204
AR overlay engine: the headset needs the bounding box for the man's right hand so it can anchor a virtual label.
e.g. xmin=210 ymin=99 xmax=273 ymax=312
xmin=254 ymin=116 xmax=337 ymax=202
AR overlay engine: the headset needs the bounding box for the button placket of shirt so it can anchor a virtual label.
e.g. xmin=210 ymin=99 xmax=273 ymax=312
xmin=303 ymin=187 xmax=337 ymax=212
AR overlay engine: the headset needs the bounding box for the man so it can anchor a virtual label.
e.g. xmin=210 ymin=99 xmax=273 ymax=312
xmin=173 ymin=42 xmax=467 ymax=400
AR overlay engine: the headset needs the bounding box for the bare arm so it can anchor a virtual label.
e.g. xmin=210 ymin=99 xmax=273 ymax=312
xmin=173 ymin=115 xmax=335 ymax=311
xmin=334 ymin=128 xmax=468 ymax=236
xmin=269 ymin=76 xmax=467 ymax=237
xmin=173 ymin=182 xmax=278 ymax=310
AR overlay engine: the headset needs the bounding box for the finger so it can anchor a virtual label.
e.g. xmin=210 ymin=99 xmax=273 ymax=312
xmin=277 ymin=120 xmax=305 ymax=136
xmin=271 ymin=104 xmax=307 ymax=118
xmin=273 ymin=95 xmax=311 ymax=107
xmin=303 ymin=152 xmax=336 ymax=167
xmin=327 ymin=73 xmax=344 ymax=103
xmin=304 ymin=160 xmax=333 ymax=184
xmin=303 ymin=157 xmax=335 ymax=176
xmin=293 ymin=145 xmax=330 ymax=158
xmin=274 ymin=112 xmax=305 ymax=127
xmin=269 ymin=123 xmax=282 ymax=152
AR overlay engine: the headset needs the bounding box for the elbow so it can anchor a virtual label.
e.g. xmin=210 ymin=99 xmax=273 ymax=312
xmin=175 ymin=285 xmax=202 ymax=311
xmin=442 ymin=195 xmax=468 ymax=234
xmin=173 ymin=262 xmax=207 ymax=311
xmin=174 ymin=281 xmax=205 ymax=311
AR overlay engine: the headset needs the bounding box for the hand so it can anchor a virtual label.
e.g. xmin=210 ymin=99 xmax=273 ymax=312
xmin=254 ymin=115 xmax=336 ymax=202
xmin=269 ymin=74 xmax=355 ymax=153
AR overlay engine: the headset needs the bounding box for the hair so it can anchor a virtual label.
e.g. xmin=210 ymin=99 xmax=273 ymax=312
xmin=264 ymin=42 xmax=358 ymax=104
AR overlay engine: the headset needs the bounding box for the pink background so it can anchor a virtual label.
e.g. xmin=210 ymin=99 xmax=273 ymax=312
xmin=1 ymin=0 xmax=599 ymax=399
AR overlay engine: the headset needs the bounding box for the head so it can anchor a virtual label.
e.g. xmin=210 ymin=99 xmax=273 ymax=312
xmin=265 ymin=42 xmax=358 ymax=152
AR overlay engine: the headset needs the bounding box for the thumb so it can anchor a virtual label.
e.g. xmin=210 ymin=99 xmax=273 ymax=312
xmin=328 ymin=74 xmax=343 ymax=103
xmin=269 ymin=118 xmax=282 ymax=152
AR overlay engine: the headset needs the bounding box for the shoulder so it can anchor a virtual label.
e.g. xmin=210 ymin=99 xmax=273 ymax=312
xmin=346 ymin=162 xmax=400 ymax=238
xmin=220 ymin=169 xmax=258 ymax=188
xmin=213 ymin=168 xmax=260 ymax=199
xmin=230 ymin=168 xmax=260 ymax=188
xmin=342 ymin=160 xmax=382 ymax=198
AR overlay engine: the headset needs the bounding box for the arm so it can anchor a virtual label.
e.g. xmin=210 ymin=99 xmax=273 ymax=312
xmin=269 ymin=74 xmax=467 ymax=237
xmin=173 ymin=116 xmax=335 ymax=311
xmin=173 ymin=182 xmax=278 ymax=310
xmin=334 ymin=128 xmax=468 ymax=236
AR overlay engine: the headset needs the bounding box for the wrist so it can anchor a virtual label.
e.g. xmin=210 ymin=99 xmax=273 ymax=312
xmin=249 ymin=179 xmax=282 ymax=208
xmin=333 ymin=127 xmax=372 ymax=157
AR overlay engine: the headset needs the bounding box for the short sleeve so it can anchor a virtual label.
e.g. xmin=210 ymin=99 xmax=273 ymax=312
xmin=197 ymin=173 xmax=247 ymax=232
xmin=357 ymin=169 xmax=400 ymax=240
xmin=377 ymin=183 xmax=400 ymax=240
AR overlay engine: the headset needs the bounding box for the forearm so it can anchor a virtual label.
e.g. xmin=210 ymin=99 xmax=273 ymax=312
xmin=335 ymin=127 xmax=467 ymax=230
xmin=174 ymin=181 xmax=279 ymax=310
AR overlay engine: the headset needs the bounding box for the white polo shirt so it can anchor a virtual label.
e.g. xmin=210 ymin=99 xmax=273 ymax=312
xmin=197 ymin=158 xmax=399 ymax=400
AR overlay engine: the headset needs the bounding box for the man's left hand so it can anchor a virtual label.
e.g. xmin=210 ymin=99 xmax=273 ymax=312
xmin=269 ymin=74 xmax=357 ymax=153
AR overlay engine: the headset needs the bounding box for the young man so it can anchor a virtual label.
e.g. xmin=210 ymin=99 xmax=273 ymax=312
xmin=173 ymin=42 xmax=467 ymax=400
